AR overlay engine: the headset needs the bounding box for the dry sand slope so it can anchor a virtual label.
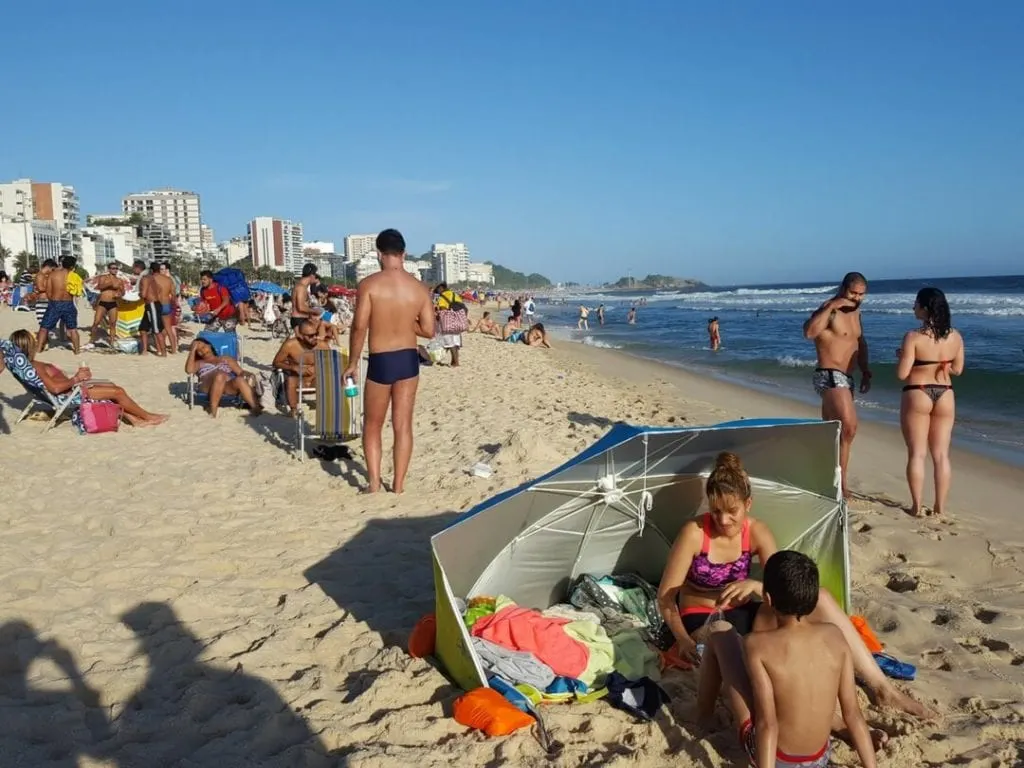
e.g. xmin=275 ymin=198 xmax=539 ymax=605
xmin=0 ymin=307 xmax=1022 ymax=767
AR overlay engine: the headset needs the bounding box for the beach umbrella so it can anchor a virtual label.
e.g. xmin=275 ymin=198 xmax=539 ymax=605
xmin=250 ymin=280 xmax=286 ymax=295
xmin=327 ymin=285 xmax=356 ymax=298
xmin=430 ymin=418 xmax=848 ymax=690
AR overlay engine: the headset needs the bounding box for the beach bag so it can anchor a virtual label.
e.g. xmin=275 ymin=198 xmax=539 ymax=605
xmin=452 ymin=687 xmax=533 ymax=737
xmin=67 ymin=272 xmax=85 ymax=297
xmin=437 ymin=308 xmax=469 ymax=334
xmin=80 ymin=401 xmax=121 ymax=433
xmin=213 ymin=268 xmax=252 ymax=304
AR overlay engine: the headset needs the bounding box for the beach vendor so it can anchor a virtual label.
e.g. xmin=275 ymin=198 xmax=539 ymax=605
xmin=198 ymin=270 xmax=237 ymax=332
xmin=656 ymin=451 xmax=933 ymax=720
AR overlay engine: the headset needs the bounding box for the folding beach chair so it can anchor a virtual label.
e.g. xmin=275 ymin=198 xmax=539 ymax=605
xmin=295 ymin=348 xmax=362 ymax=460
xmin=0 ymin=339 xmax=85 ymax=432
xmin=186 ymin=330 xmax=246 ymax=411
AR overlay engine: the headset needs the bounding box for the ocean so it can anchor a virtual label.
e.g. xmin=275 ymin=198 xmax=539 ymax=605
xmin=538 ymin=275 xmax=1024 ymax=467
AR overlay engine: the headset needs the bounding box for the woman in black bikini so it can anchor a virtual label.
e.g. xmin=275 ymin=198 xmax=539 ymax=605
xmin=897 ymin=287 xmax=964 ymax=517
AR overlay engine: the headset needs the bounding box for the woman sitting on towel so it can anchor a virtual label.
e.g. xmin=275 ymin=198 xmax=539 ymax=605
xmin=5 ymin=329 xmax=168 ymax=427
xmin=185 ymin=338 xmax=262 ymax=418
xmin=657 ymin=451 xmax=932 ymax=719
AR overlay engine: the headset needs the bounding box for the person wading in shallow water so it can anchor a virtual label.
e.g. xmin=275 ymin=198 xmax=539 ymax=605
xmin=803 ymin=272 xmax=872 ymax=499
xmin=343 ymin=229 xmax=435 ymax=495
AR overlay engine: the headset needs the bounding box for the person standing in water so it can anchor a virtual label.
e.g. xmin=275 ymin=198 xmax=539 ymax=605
xmin=597 ymin=304 xmax=606 ymax=326
xmin=577 ymin=305 xmax=590 ymax=330
xmin=708 ymin=317 xmax=721 ymax=351
xmin=803 ymin=272 xmax=871 ymax=499
xmin=627 ymin=306 xmax=637 ymax=324
xmin=343 ymin=229 xmax=435 ymax=494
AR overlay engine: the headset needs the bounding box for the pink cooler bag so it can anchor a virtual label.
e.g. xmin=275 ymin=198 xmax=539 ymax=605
xmin=80 ymin=401 xmax=122 ymax=433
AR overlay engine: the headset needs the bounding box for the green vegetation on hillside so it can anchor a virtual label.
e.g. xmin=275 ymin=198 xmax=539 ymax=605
xmin=609 ymin=274 xmax=707 ymax=291
xmin=487 ymin=262 xmax=551 ymax=290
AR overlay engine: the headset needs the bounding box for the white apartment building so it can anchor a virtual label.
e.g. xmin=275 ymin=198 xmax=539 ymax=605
xmin=466 ymin=262 xmax=494 ymax=285
xmin=81 ymin=224 xmax=151 ymax=267
xmin=220 ymin=237 xmax=249 ymax=266
xmin=344 ymin=234 xmax=376 ymax=263
xmin=201 ymin=224 xmax=215 ymax=249
xmin=303 ymin=240 xmax=335 ymax=255
xmin=122 ymin=189 xmax=202 ymax=251
xmin=248 ymin=217 xmax=304 ymax=274
xmin=354 ymin=256 xmax=381 ymax=282
xmin=0 ymin=178 xmax=81 ymax=260
xmin=0 ymin=217 xmax=62 ymax=263
xmin=431 ymin=242 xmax=470 ymax=284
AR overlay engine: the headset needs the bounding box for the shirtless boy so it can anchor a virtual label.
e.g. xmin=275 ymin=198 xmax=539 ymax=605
xmin=271 ymin=320 xmax=318 ymax=415
xmin=698 ymin=551 xmax=878 ymax=768
xmin=803 ymin=273 xmax=871 ymax=498
xmin=91 ymin=263 xmax=124 ymax=340
xmin=343 ymin=228 xmax=435 ymax=494
xmin=38 ymin=257 xmax=81 ymax=355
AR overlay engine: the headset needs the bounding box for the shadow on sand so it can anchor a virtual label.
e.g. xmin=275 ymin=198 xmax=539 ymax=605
xmin=0 ymin=604 xmax=339 ymax=767
xmin=304 ymin=511 xmax=461 ymax=649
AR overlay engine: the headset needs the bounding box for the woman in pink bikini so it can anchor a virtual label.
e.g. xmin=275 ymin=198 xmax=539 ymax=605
xmin=657 ymin=451 xmax=932 ymax=719
xmin=185 ymin=338 xmax=262 ymax=418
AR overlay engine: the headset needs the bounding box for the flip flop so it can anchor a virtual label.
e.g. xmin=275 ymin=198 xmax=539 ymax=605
xmin=873 ymin=652 xmax=916 ymax=681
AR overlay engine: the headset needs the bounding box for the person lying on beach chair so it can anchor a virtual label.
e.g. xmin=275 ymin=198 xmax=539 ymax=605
xmin=3 ymin=329 xmax=168 ymax=428
xmin=185 ymin=337 xmax=262 ymax=419
xmin=696 ymin=551 xmax=881 ymax=768
xmin=272 ymin=321 xmax=319 ymax=416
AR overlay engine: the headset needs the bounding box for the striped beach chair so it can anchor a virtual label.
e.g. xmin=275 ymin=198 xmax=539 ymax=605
xmin=295 ymin=348 xmax=362 ymax=459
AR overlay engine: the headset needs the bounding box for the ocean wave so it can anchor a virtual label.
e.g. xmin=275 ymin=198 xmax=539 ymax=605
xmin=580 ymin=335 xmax=623 ymax=349
xmin=776 ymin=355 xmax=817 ymax=369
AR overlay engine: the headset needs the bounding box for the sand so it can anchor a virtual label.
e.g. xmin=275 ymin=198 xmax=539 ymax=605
xmin=0 ymin=303 xmax=1021 ymax=767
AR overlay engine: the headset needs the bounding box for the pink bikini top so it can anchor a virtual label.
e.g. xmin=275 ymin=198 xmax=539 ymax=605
xmin=686 ymin=515 xmax=752 ymax=590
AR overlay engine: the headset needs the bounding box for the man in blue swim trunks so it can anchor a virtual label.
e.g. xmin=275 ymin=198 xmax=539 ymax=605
xmin=38 ymin=256 xmax=81 ymax=355
xmin=343 ymin=229 xmax=436 ymax=494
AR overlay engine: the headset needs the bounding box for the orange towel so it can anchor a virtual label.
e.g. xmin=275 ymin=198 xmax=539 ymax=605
xmin=850 ymin=615 xmax=884 ymax=654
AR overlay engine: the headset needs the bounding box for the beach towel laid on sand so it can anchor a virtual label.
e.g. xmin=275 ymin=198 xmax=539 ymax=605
xmin=471 ymin=605 xmax=589 ymax=680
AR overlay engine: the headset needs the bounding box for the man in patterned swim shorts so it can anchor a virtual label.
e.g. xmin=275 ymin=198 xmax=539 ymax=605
xmin=803 ymin=272 xmax=872 ymax=498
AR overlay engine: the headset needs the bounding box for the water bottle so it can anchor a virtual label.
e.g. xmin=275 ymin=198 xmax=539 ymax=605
xmin=343 ymin=375 xmax=358 ymax=398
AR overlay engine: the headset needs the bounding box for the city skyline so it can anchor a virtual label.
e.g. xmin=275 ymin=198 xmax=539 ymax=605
xmin=2 ymin=3 xmax=1022 ymax=285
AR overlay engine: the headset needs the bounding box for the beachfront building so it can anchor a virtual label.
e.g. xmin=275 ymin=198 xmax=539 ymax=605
xmin=466 ymin=262 xmax=494 ymax=285
xmin=0 ymin=178 xmax=82 ymax=260
xmin=122 ymin=189 xmax=202 ymax=254
xmin=431 ymin=242 xmax=470 ymax=284
xmin=81 ymin=223 xmax=152 ymax=268
xmin=0 ymin=217 xmax=62 ymax=263
xmin=354 ymin=256 xmax=381 ymax=282
xmin=248 ymin=216 xmax=304 ymax=274
xmin=219 ymin=236 xmax=249 ymax=267
xmin=303 ymin=240 xmax=336 ymax=255
xmin=344 ymin=234 xmax=376 ymax=263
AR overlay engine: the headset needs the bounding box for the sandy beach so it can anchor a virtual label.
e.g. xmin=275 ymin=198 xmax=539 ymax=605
xmin=1 ymin=304 xmax=1022 ymax=767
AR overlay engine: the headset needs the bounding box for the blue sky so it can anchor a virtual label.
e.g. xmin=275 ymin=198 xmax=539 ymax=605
xmin=2 ymin=1 xmax=1022 ymax=285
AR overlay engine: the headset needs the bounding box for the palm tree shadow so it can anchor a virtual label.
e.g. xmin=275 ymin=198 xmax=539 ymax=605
xmin=110 ymin=602 xmax=338 ymax=767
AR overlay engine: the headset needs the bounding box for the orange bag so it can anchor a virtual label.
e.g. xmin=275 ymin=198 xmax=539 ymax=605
xmin=408 ymin=614 xmax=436 ymax=658
xmin=850 ymin=615 xmax=884 ymax=654
xmin=453 ymin=687 xmax=534 ymax=737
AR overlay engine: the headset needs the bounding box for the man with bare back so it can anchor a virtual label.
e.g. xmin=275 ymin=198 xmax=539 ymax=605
xmin=91 ymin=263 xmax=124 ymax=340
xmin=38 ymin=257 xmax=81 ymax=355
xmin=138 ymin=261 xmax=166 ymax=356
xmin=803 ymin=272 xmax=871 ymax=498
xmin=343 ymin=229 xmax=435 ymax=494
xmin=153 ymin=263 xmax=177 ymax=353
xmin=290 ymin=263 xmax=320 ymax=330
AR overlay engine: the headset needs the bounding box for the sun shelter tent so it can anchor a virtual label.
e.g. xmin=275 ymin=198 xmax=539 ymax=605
xmin=430 ymin=418 xmax=848 ymax=691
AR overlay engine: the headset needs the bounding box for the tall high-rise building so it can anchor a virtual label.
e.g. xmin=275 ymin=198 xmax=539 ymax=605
xmin=344 ymin=233 xmax=376 ymax=263
xmin=122 ymin=189 xmax=202 ymax=251
xmin=247 ymin=217 xmax=304 ymax=274
xmin=0 ymin=178 xmax=81 ymax=260
xmin=431 ymin=242 xmax=470 ymax=284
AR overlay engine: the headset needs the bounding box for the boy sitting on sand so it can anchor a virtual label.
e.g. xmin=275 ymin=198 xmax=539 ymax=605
xmin=697 ymin=550 xmax=878 ymax=768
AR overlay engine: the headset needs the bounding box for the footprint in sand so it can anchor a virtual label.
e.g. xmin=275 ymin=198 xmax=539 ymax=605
xmin=886 ymin=572 xmax=920 ymax=593
xmin=931 ymin=609 xmax=953 ymax=627
xmin=974 ymin=607 xmax=1000 ymax=625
